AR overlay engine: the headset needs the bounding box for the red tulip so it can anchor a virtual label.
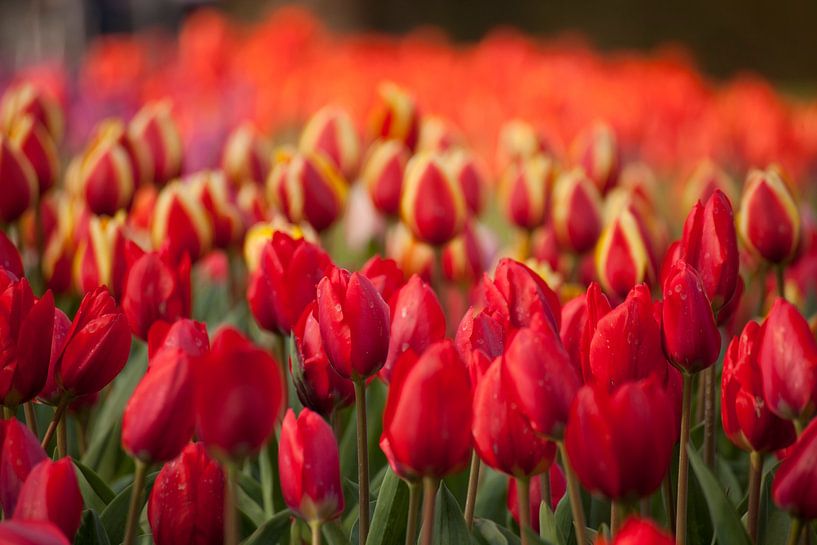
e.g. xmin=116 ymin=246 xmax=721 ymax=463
xmin=0 ymin=419 xmax=47 ymax=516
xmin=291 ymin=302 xmax=354 ymax=417
xmin=595 ymin=518 xmax=674 ymax=545
xmin=0 ymin=135 xmax=36 ymax=224
xmin=195 ymin=327 xmax=285 ymax=460
xmin=0 ymin=230 xmax=23 ymax=280
xmin=500 ymin=154 xmax=553 ymax=231
xmin=570 ymin=122 xmax=620 ymax=195
xmin=455 ymin=306 xmax=504 ymax=386
xmin=129 ymin=100 xmax=183 ymax=185
xmin=148 ymin=443 xmax=224 ymax=545
xmin=7 ymin=115 xmax=59 ymax=195
xmin=299 ymin=106 xmax=361 ymax=181
xmin=13 ymin=458 xmax=82 ymax=540
xmin=472 ymin=357 xmax=557 ymax=477
xmin=188 ymin=171 xmax=243 ymax=249
xmin=221 ymin=122 xmax=270 ymax=187
xmin=0 ymin=520 xmax=70 ymax=545
xmin=441 ymin=222 xmax=486 ymax=284
xmin=559 ymin=283 xmax=612 ymax=382
xmin=279 ymin=408 xmax=344 ymax=523
xmin=507 ymin=465 xmax=566 ymax=533
xmin=444 ymin=149 xmax=487 ymax=216
xmin=503 ymin=327 xmax=580 ymax=440
xmin=72 ymin=213 xmax=130 ymax=299
xmin=317 ymin=267 xmax=390 ymax=380
xmin=0 ymin=279 xmax=55 ymax=407
xmin=359 ymin=255 xmax=405 ymax=303
xmin=595 ymin=208 xmax=652 ymax=300
xmin=721 ymin=320 xmax=796 ymax=453
xmin=772 ymin=418 xmax=817 ymax=520
xmin=247 ymin=231 xmax=332 ymax=335
xmin=151 ymin=181 xmax=214 ymax=263
xmin=0 ymin=82 xmax=64 ymax=144
xmin=55 ymin=286 xmax=132 ymax=397
xmin=147 ymin=318 xmax=209 ymax=360
xmin=758 ymin=298 xmax=817 ymax=421
xmin=380 ymin=340 xmax=472 ymax=480
xmin=551 ymin=168 xmax=603 ymax=253
xmin=381 ymin=275 xmax=446 ymax=382
xmin=71 ymin=127 xmax=135 ymax=216
xmin=737 ymin=168 xmax=800 ymax=264
xmin=661 ymin=260 xmax=721 ymax=374
xmin=362 ymin=139 xmax=408 ymax=217
xmin=565 ymin=377 xmax=676 ymax=500
xmin=368 ymin=82 xmax=420 ymax=151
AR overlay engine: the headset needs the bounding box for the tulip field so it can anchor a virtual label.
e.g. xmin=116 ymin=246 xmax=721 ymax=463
xmin=4 ymin=6 xmax=817 ymax=545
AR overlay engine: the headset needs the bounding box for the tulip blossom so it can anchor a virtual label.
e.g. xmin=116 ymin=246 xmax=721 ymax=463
xmin=0 ymin=136 xmax=37 ymax=224
xmin=738 ymin=167 xmax=800 ymax=264
xmin=279 ymin=408 xmax=344 ymax=524
xmin=507 ymin=465 xmax=566 ymax=533
xmin=455 ymin=306 xmax=504 ymax=386
xmin=0 ymin=83 xmax=63 ymax=144
xmin=551 ymin=168 xmax=603 ymax=253
xmin=151 ymin=181 xmax=214 ymax=263
xmin=595 ymin=207 xmax=652 ymax=300
xmin=300 ymin=105 xmax=361 ymax=181
xmin=362 ymin=139 xmax=409 ymax=217
xmin=359 ymin=255 xmax=405 ymax=303
xmin=595 ymin=518 xmax=674 ymax=545
xmin=129 ymin=100 xmax=183 ymax=185
xmin=7 ymin=115 xmax=59 ymax=195
xmin=147 ymin=318 xmax=209 ymax=360
xmin=500 ymin=154 xmax=553 ymax=231
xmin=188 ymin=171 xmax=243 ymax=249
xmin=70 ymin=126 xmax=136 ymax=216
xmin=559 ymin=282 xmax=612 ymax=382
xmin=368 ymin=82 xmax=420 ymax=151
xmin=445 ymin=149 xmax=486 ymax=216
xmin=221 ymin=122 xmax=270 ymax=187
xmin=570 ymin=122 xmax=620 ymax=195
xmin=72 ymin=212 xmax=130 ymax=299
xmin=772 ymin=418 xmax=817 ymax=521
xmin=148 ymin=443 xmax=224 ymax=545
xmin=0 ymin=231 xmax=23 ymax=280
xmin=0 ymin=520 xmax=70 ymax=545
xmin=0 ymin=419 xmax=48 ymax=516
xmin=13 ymin=458 xmax=82 ymax=540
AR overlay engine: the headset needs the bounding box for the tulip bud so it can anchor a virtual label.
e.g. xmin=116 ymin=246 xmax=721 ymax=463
xmin=242 ymin=218 xmax=316 ymax=274
xmin=680 ymin=159 xmax=737 ymax=218
xmin=444 ymin=149 xmax=487 ymax=216
xmin=737 ymin=168 xmax=800 ymax=264
xmin=368 ymin=82 xmax=420 ymax=151
xmin=12 ymin=458 xmax=82 ymax=540
xmin=195 ymin=327 xmax=285 ymax=460
xmin=400 ymin=152 xmax=466 ymax=246
xmin=473 ymin=357 xmax=557 ymax=477
xmin=758 ymin=298 xmax=817 ymax=421
xmin=566 ymin=377 xmax=676 ymax=500
xmin=455 ymin=307 xmax=505 ymax=386
xmin=148 ymin=442 xmax=224 ymax=545
xmin=71 ymin=126 xmax=136 ymax=216
xmin=0 ymin=520 xmax=70 ymax=545
xmin=380 ymin=340 xmax=472 ymax=479
xmin=279 ymin=408 xmax=344 ymax=523
xmin=1 ymin=83 xmax=63 ymax=144
xmin=122 ymin=249 xmax=191 ymax=340
xmin=417 ymin=116 xmax=463 ymax=154
xmin=661 ymin=261 xmax=721 ymax=373
xmin=147 ymin=318 xmax=209 ymax=360
xmin=0 ymin=419 xmax=48 ymax=516
xmin=772 ymin=419 xmax=817 ymax=520
xmin=559 ymin=283 xmax=612 ymax=382
xmin=129 ymin=100 xmax=183 ymax=185
xmin=500 ymin=154 xmax=554 ymax=231
xmin=152 ymin=181 xmax=214 ymax=263
xmin=221 ymin=122 xmax=270 ymax=187
xmin=7 ymin=115 xmax=59 ymax=195
xmin=0 ymin=136 xmax=37 ymax=224
xmin=267 ymin=148 xmax=347 ymax=232
xmin=496 ymin=119 xmax=549 ymax=170
xmin=441 ymin=222 xmax=485 ymax=284
xmin=507 ymin=465 xmax=566 ymax=533
xmin=0 ymin=279 xmax=55 ymax=408
xmin=721 ymin=320 xmax=796 ymax=453
xmin=362 ymin=139 xmax=409 ymax=217
xmin=381 ymin=275 xmax=446 ymax=381
xmin=300 ymin=106 xmax=361 ymax=181
xmin=595 ymin=208 xmax=652 ymax=300
xmin=56 ymin=286 xmax=132 ymax=397
xmin=570 ymin=121 xmax=619 ymax=195
xmin=385 ymin=223 xmax=434 ymax=281
xmin=247 ymin=231 xmax=332 ymax=335
xmin=0 ymin=231 xmax=23 ymax=280
xmin=596 ymin=518 xmax=675 ymax=545
xmin=188 ymin=170 xmax=243 ymax=248
xmin=551 ymin=168 xmax=603 ymax=253
xmin=359 ymin=255 xmax=405 ymax=303
xmin=72 ymin=212 xmax=131 ymax=299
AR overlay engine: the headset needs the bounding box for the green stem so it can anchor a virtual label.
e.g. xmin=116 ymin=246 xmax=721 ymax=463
xmin=776 ymin=266 xmax=786 ymax=299
xmin=311 ymin=521 xmax=323 ymax=545
xmin=23 ymin=402 xmax=37 ymax=436
xmin=123 ymin=460 xmax=148 ymax=545
xmin=676 ymin=373 xmax=693 ymax=545
xmin=517 ymin=477 xmax=531 ymax=545
xmin=663 ymin=473 xmax=675 ymax=534
xmin=40 ymin=396 xmax=69 ymax=450
xmin=611 ymin=501 xmax=622 ymax=536
xmin=794 ymin=418 xmax=805 ymax=437
xmin=558 ymin=441 xmax=587 ymax=545
xmin=747 ymin=451 xmax=762 ymax=544
xmin=56 ymin=411 xmax=67 ymax=458
xmin=420 ymin=478 xmax=439 ymax=545
xmin=354 ymin=379 xmax=370 ymax=545
xmin=406 ymin=481 xmax=421 ymax=545
xmin=225 ymin=463 xmax=239 ymax=545
xmin=2 ymin=406 xmax=12 ymax=419
xmin=464 ymin=452 xmax=480 ymax=530
xmin=541 ymin=472 xmax=552 ymax=511
xmin=787 ymin=519 xmax=803 ymax=545
xmin=703 ymin=366 xmax=716 ymax=468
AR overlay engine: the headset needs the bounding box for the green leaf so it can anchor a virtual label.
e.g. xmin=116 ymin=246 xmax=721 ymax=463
xmin=553 ymin=495 xmax=575 ymax=545
xmin=475 ymin=468 xmax=508 ymax=524
xmin=472 ymin=518 xmax=521 ymax=545
xmin=241 ymin=510 xmax=292 ymax=545
xmin=539 ymin=500 xmax=564 ymax=545
xmin=688 ymin=446 xmax=752 ymax=545
xmin=99 ymin=471 xmax=158 ymax=545
xmin=366 ymin=469 xmax=409 ymax=545
xmin=433 ymin=482 xmax=472 ymax=545
xmin=324 ymin=521 xmax=354 ymax=545
xmin=258 ymin=436 xmax=280 ymax=516
xmin=74 ymin=460 xmax=116 ymax=504
xmin=74 ymin=510 xmax=112 ymax=545
xmin=757 ymin=461 xmax=790 ymax=545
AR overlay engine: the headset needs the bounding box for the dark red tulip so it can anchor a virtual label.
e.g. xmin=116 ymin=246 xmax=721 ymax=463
xmin=560 ymin=283 xmax=612 ymax=382
xmin=589 ymin=284 xmax=668 ymax=390
xmin=507 ymin=465 xmax=566 ymax=533
xmin=0 ymin=520 xmax=70 ymax=545
xmin=13 ymin=458 xmax=82 ymax=540
xmin=317 ymin=267 xmax=390 ymax=380
xmin=455 ymin=306 xmax=504 ymax=386
xmin=122 ymin=248 xmax=191 ymax=341
xmin=148 ymin=442 xmax=224 ymax=545
xmin=738 ymin=168 xmax=800 ymax=264
xmin=772 ymin=418 xmax=817 ymax=520
xmin=565 ymin=377 xmax=676 ymax=500
xmin=147 ymin=318 xmax=210 ymax=360
xmin=362 ymin=139 xmax=408 ymax=217
xmin=247 ymin=231 xmax=332 ymax=335
xmin=56 ymin=286 xmax=132 ymax=397
xmin=195 ymin=327 xmax=285 ymax=460
xmin=0 ymin=136 xmax=36 ymax=224
xmin=291 ymin=302 xmax=354 ymax=417
xmin=122 ymin=347 xmax=197 ymax=463
xmin=0 ymin=230 xmax=23 ymax=279
xmin=36 ymin=310 xmax=71 ymax=406
xmin=0 ymin=279 xmax=55 ymax=407
xmin=551 ymin=168 xmax=603 ymax=253
xmin=279 ymin=408 xmax=344 ymax=523
xmin=661 ymin=260 xmax=721 ymax=374
xmin=679 ymin=190 xmax=740 ymax=321
xmin=359 ymin=255 xmax=405 ymax=303
xmin=595 ymin=518 xmax=674 ymax=545
xmin=659 ymin=240 xmax=682 ymax=290
xmin=380 ymin=340 xmax=472 ymax=480
xmin=0 ymin=419 xmax=47 ymax=516
xmin=472 ymin=357 xmax=557 ymax=477
xmin=381 ymin=275 xmax=446 ymax=382
xmin=758 ymin=298 xmax=817 ymax=421
xmin=721 ymin=320 xmax=796 ymax=453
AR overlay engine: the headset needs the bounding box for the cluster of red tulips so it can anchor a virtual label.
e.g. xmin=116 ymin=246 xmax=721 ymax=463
xmin=2 ymin=6 xmax=817 ymax=545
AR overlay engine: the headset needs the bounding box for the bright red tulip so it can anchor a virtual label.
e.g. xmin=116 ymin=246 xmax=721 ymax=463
xmin=595 ymin=518 xmax=674 ymax=545
xmin=551 ymin=168 xmax=603 ymax=253
xmin=455 ymin=306 xmax=504 ymax=386
xmin=758 ymin=298 xmax=817 ymax=421
xmin=738 ymin=168 xmax=800 ymax=264
xmin=195 ymin=327 xmax=285 ymax=460
xmin=247 ymin=231 xmax=332 ymax=335
xmin=316 ymin=267 xmax=390 ymax=380
xmin=472 ymin=357 xmax=557 ymax=477
xmin=279 ymin=408 xmax=344 ymax=523
xmin=0 ymin=419 xmax=47 ymax=516
xmin=380 ymin=340 xmax=472 ymax=480
xmin=0 ymin=231 xmax=23 ymax=280
xmin=565 ymin=377 xmax=676 ymax=500
xmin=0 ymin=135 xmax=36 ymax=224
xmin=559 ymin=283 xmax=612 ymax=383
xmin=661 ymin=260 xmax=721 ymax=374
xmin=595 ymin=207 xmax=652 ymax=300
xmin=148 ymin=442 xmax=224 ymax=545
xmin=129 ymin=100 xmax=183 ymax=185
xmin=359 ymin=255 xmax=405 ymax=303
xmin=0 ymin=520 xmax=70 ymax=545
xmin=151 ymin=181 xmax=214 ymax=263
xmin=773 ymin=418 xmax=817 ymax=520
xmin=299 ymin=105 xmax=361 ymax=181
xmin=70 ymin=127 xmax=135 ymax=216
xmin=507 ymin=465 xmax=566 ymax=533
xmin=362 ymin=139 xmax=408 ymax=217
xmin=500 ymin=154 xmax=553 ymax=231
xmin=7 ymin=115 xmax=59 ymax=195
xmin=147 ymin=318 xmax=209 ymax=360
xmin=12 ymin=458 xmax=81 ymax=540
xmin=721 ymin=320 xmax=796 ymax=453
